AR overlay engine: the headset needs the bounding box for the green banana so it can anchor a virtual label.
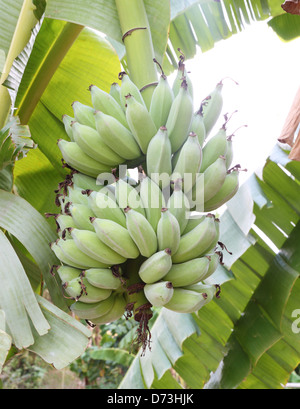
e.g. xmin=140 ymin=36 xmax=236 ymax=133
xmin=164 ymin=288 xmax=207 ymax=313
xmin=71 ymin=121 xmax=125 ymax=166
xmin=192 ymin=156 xmax=227 ymax=209
xmin=109 ymin=82 xmax=122 ymax=106
xmin=84 ymin=267 xmax=124 ymax=290
xmin=200 ymin=81 xmax=223 ymax=136
xmin=157 ymin=208 xmax=181 ymax=254
xmin=182 ymin=283 xmax=216 ymax=306
xmin=138 ymin=249 xmax=172 ymax=284
xmin=115 ymin=178 xmax=145 ymax=217
xmin=72 ymin=101 xmax=96 ymax=129
xmin=202 ymin=253 xmax=220 ymax=280
xmin=69 ymin=203 xmax=95 ymax=231
xmin=94 ymin=110 xmax=141 ymax=160
xmin=91 ymin=293 xmax=127 ymax=325
xmin=172 ymin=214 xmax=219 ymax=263
xmin=124 ymin=207 xmax=158 ymax=258
xmin=87 ymin=190 xmax=127 ymax=227
xmin=125 ymin=94 xmax=157 ymax=154
xmin=56 ymin=265 xmax=82 ymax=284
xmin=55 ymin=238 xmax=111 ymax=269
xmin=171 ymin=132 xmax=202 ymax=192
xmin=51 ymin=241 xmax=91 ymax=270
xmin=91 ymin=218 xmax=140 ymax=259
xmin=70 ymin=293 xmax=115 ymax=320
xmin=166 ymin=79 xmax=194 ymax=153
xmin=204 ymin=168 xmax=240 ymax=212
xmin=119 ymin=72 xmax=146 ymax=109
xmin=172 ymin=53 xmax=194 ymax=99
xmin=182 ymin=215 xmax=205 ymax=235
xmin=199 ymin=127 xmax=228 ymax=172
xmin=163 ymin=257 xmax=210 ymax=287
xmin=146 ymin=126 xmax=172 ymax=190
xmin=72 ymin=173 xmax=103 ymax=192
xmin=149 ymin=73 xmax=174 ymax=129
xmin=190 ymin=109 xmax=206 ymax=147
xmin=62 ymin=115 xmax=75 ymax=141
xmin=57 ymin=140 xmax=112 ymax=178
xmin=144 ymin=281 xmax=174 ymax=307
xmin=66 ymin=185 xmax=89 ymax=206
xmin=63 ymin=276 xmax=112 ymax=303
xmin=226 ymin=135 xmax=234 ymax=169
xmin=70 ymin=228 xmax=127 ymax=266
xmin=89 ymin=84 xmax=129 ymax=129
xmin=167 ymin=179 xmax=191 ymax=234
xmin=139 ymin=176 xmax=166 ymax=232
xmin=56 ymin=215 xmax=76 ymax=239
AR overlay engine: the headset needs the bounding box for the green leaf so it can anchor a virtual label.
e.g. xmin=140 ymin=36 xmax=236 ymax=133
xmin=90 ymin=347 xmax=134 ymax=368
xmin=0 ymin=229 xmax=50 ymax=349
xmin=0 ymin=190 xmax=67 ymax=311
xmin=268 ymin=13 xmax=300 ymax=42
xmin=0 ymin=310 xmax=12 ymax=373
xmin=28 ymin=295 xmax=91 ymax=370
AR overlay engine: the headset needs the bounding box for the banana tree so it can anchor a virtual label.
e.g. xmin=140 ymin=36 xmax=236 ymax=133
xmin=0 ymin=0 xmax=299 ymax=388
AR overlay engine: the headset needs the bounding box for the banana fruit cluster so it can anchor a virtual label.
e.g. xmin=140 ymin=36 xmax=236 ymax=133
xmin=50 ymin=57 xmax=243 ymax=351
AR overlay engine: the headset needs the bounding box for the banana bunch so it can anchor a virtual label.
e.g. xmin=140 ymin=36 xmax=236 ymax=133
xmin=50 ymin=56 xmax=244 ymax=352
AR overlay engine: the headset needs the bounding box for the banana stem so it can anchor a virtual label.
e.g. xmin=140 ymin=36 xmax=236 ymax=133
xmin=17 ymin=22 xmax=84 ymax=125
xmin=115 ymin=0 xmax=158 ymax=109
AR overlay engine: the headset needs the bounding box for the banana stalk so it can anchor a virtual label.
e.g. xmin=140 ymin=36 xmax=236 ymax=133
xmin=115 ymin=0 xmax=158 ymax=109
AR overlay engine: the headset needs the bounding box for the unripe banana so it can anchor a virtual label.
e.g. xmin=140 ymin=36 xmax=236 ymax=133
xmin=190 ymin=109 xmax=206 ymax=147
xmin=57 ymin=140 xmax=112 ymax=178
xmin=172 ymin=214 xmax=219 ymax=263
xmin=167 ymin=179 xmax=191 ymax=234
xmin=51 ymin=241 xmax=91 ymax=269
xmin=182 ymin=283 xmax=216 ymax=308
xmin=92 ymin=293 xmax=127 ymax=325
xmin=87 ymin=190 xmax=127 ymax=228
xmin=94 ymin=110 xmax=141 ymax=160
xmin=182 ymin=215 xmax=205 ymax=235
xmin=84 ymin=267 xmax=124 ymax=290
xmin=149 ymin=74 xmax=174 ymax=128
xmin=109 ymin=82 xmax=122 ymax=106
xmin=89 ymin=84 xmax=129 ymax=129
xmin=204 ymin=168 xmax=240 ymax=212
xmin=71 ymin=173 xmax=101 ymax=192
xmin=164 ymin=257 xmax=210 ymax=287
xmin=91 ymin=217 xmax=139 ymax=259
xmin=200 ymin=81 xmax=223 ymax=136
xmin=192 ymin=156 xmax=227 ymax=208
xmin=146 ymin=126 xmax=172 ymax=190
xmin=71 ymin=121 xmax=125 ymax=166
xmin=125 ymin=94 xmax=157 ymax=154
xmin=172 ymin=53 xmax=194 ymax=99
xmin=164 ymin=288 xmax=207 ymax=313
xmin=119 ymin=72 xmax=146 ymax=109
xmin=138 ymin=249 xmax=172 ymax=284
xmin=72 ymin=101 xmax=96 ymax=129
xmin=199 ymin=127 xmax=228 ymax=172
xmin=225 ymin=135 xmax=234 ymax=169
xmin=139 ymin=176 xmax=166 ymax=232
xmin=54 ymin=239 xmax=111 ymax=269
xmin=69 ymin=203 xmax=95 ymax=231
xmin=144 ymin=281 xmax=174 ymax=307
xmin=115 ymin=178 xmax=145 ymax=217
xmin=56 ymin=215 xmax=76 ymax=239
xmin=62 ymin=115 xmax=75 ymax=141
xmin=63 ymin=276 xmax=112 ymax=303
xmin=70 ymin=293 xmax=115 ymax=320
xmin=70 ymin=229 xmax=127 ymax=266
xmin=67 ymin=185 xmax=89 ymax=206
xmin=166 ymin=79 xmax=194 ymax=153
xmin=124 ymin=207 xmax=158 ymax=258
xmin=157 ymin=208 xmax=181 ymax=254
xmin=56 ymin=265 xmax=82 ymax=284
xmin=171 ymin=132 xmax=202 ymax=192
xmin=202 ymin=253 xmax=220 ymax=280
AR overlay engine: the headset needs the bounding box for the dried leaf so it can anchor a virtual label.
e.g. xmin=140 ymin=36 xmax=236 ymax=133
xmin=281 ymin=0 xmax=300 ymax=15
